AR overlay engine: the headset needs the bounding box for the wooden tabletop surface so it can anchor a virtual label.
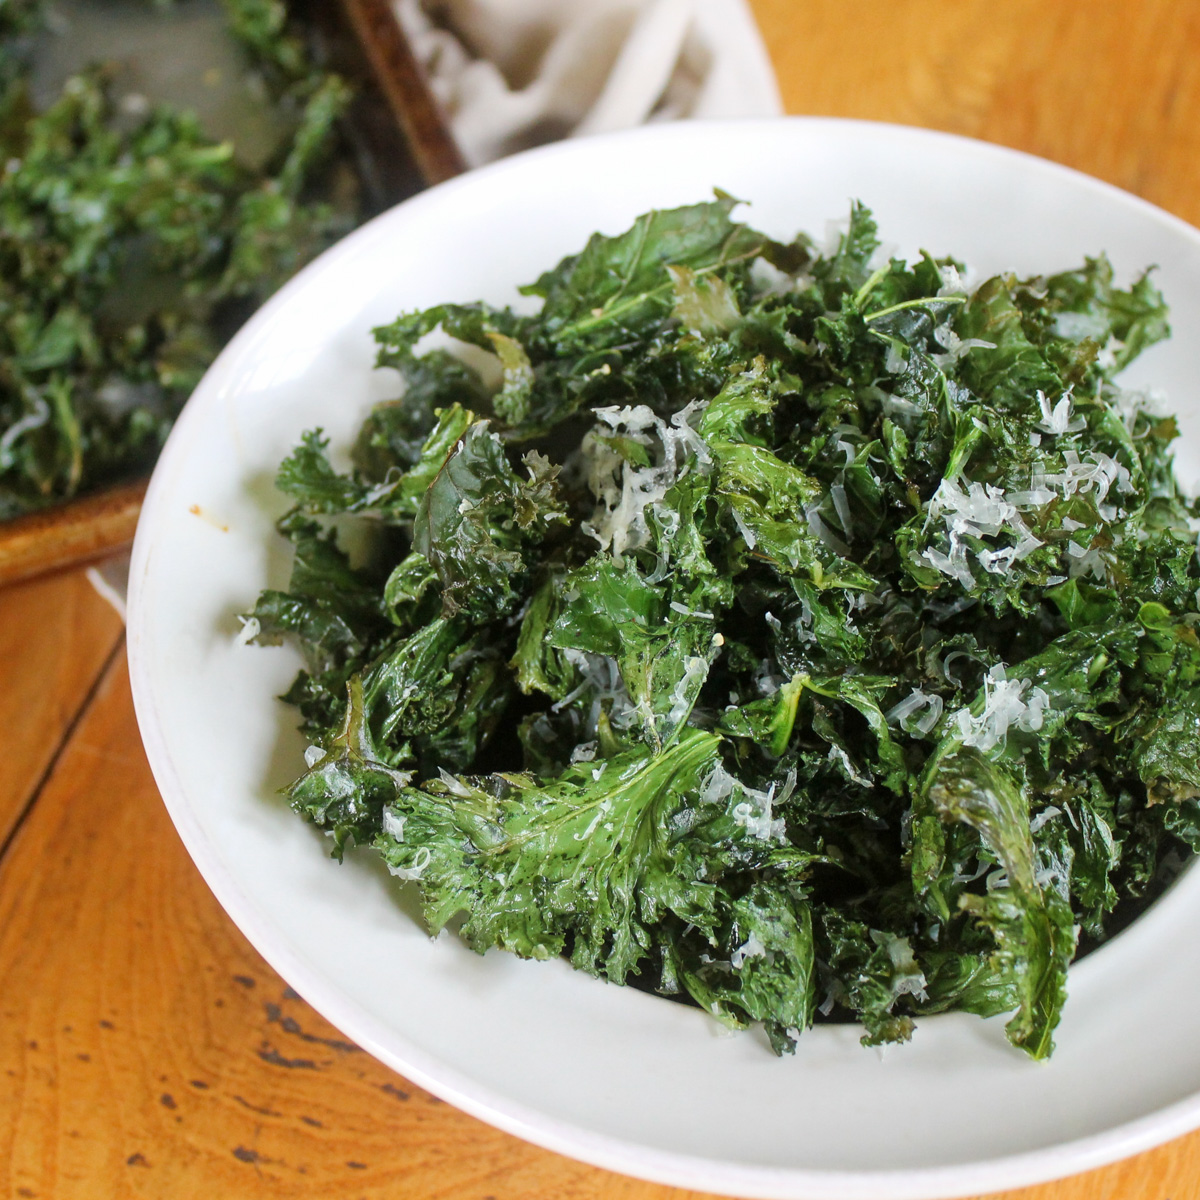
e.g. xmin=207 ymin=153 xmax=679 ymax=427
xmin=4 ymin=2 xmax=1200 ymax=1196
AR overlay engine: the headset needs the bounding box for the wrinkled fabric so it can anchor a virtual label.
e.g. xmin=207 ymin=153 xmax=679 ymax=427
xmin=89 ymin=2 xmax=782 ymax=619
xmin=395 ymin=0 xmax=782 ymax=167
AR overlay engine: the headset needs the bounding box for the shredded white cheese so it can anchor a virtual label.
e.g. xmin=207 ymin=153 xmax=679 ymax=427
xmin=827 ymin=743 xmax=873 ymax=788
xmin=1035 ymin=388 xmax=1086 ymax=436
xmin=669 ymin=600 xmax=714 ymax=620
xmin=1029 ymin=805 xmax=1062 ymax=834
xmin=664 ymin=654 xmax=710 ymax=730
xmin=580 ymin=401 xmax=711 ymax=562
xmin=949 ymin=664 xmax=1050 ymax=752
xmin=923 ymin=474 xmax=1049 ymax=587
xmin=437 ymin=768 xmax=475 ymax=797
xmin=885 ymin=688 xmax=944 ymax=736
xmin=831 ymin=483 xmax=853 ymax=536
xmin=730 ymin=932 xmax=768 ymax=969
xmin=805 ymin=503 xmax=851 ymax=555
xmin=235 ymin=614 xmax=261 ymax=645
xmin=553 ymin=649 xmax=637 ymax=734
xmin=703 ymin=763 xmax=790 ymax=843
xmin=387 ymin=845 xmax=431 ymax=880
xmin=930 ymin=319 xmax=995 ymax=368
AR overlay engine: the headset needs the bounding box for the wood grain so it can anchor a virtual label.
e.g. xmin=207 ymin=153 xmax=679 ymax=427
xmin=336 ymin=0 xmax=467 ymax=185
xmin=0 ymin=2 xmax=442 ymax=594
xmin=2 ymin=653 xmax=1200 ymax=1198
xmin=0 ymin=482 xmax=147 ymax=590
xmin=749 ymin=0 xmax=1200 ymax=227
xmin=7 ymin=4 xmax=1200 ymax=1197
xmin=748 ymin=3 xmax=1200 ymax=1194
xmin=0 ymin=651 xmax=727 ymax=1200
xmin=0 ymin=569 xmax=123 ymax=849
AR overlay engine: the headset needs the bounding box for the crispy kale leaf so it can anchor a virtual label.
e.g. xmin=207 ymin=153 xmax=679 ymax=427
xmin=0 ymin=1 xmax=358 ymax=518
xmin=249 ymin=196 xmax=1198 ymax=1060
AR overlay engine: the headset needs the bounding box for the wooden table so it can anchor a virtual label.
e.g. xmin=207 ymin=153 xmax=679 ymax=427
xmin=4 ymin=2 xmax=1200 ymax=1195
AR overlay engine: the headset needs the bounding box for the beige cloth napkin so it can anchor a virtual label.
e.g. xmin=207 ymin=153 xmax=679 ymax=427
xmin=89 ymin=0 xmax=782 ymax=615
xmin=396 ymin=0 xmax=783 ymax=166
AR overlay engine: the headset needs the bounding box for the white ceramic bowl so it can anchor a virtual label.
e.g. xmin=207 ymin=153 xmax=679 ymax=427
xmin=128 ymin=118 xmax=1200 ymax=1200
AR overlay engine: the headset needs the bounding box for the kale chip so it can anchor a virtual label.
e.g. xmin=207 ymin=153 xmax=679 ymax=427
xmin=0 ymin=0 xmax=359 ymax=518
xmin=249 ymin=196 xmax=1198 ymax=1059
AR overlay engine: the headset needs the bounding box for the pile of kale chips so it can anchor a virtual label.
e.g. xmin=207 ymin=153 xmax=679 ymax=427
xmin=248 ymin=196 xmax=1200 ymax=1059
xmin=0 ymin=0 xmax=356 ymax=518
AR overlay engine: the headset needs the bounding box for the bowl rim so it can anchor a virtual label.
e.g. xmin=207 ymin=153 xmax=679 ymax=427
xmin=128 ymin=114 xmax=1200 ymax=1200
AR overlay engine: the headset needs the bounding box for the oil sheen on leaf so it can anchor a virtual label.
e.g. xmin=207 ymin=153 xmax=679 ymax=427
xmin=248 ymin=195 xmax=1196 ymax=1059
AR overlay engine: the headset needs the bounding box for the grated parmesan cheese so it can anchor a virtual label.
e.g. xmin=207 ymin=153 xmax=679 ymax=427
xmin=730 ymin=932 xmax=768 ymax=969
xmin=0 ymin=396 xmax=49 ymax=461
xmin=1035 ymin=388 xmax=1086 ymax=436
xmin=937 ymin=263 xmax=970 ymax=295
xmin=235 ymin=614 xmax=261 ymax=645
xmin=704 ymin=763 xmax=789 ymax=843
xmin=553 ymin=649 xmax=637 ymax=734
xmin=437 ymin=768 xmax=475 ymax=797
xmin=805 ymin=503 xmax=851 ymax=555
xmin=930 ymin=318 xmax=996 ymax=368
xmin=1029 ymin=805 xmax=1062 ymax=834
xmin=664 ymin=654 xmax=710 ymax=729
xmin=730 ymin=504 xmax=758 ymax=549
xmin=580 ymin=401 xmax=711 ymax=563
xmin=669 ymin=600 xmax=714 ymax=620
xmin=570 ymin=741 xmax=598 ymax=763
xmin=923 ymin=475 xmax=1047 ymax=588
xmin=831 ymin=483 xmax=853 ymax=536
xmin=387 ymin=845 xmax=431 ymax=880
xmin=827 ymin=743 xmax=872 ymax=787
xmin=883 ymin=341 xmax=908 ymax=375
xmin=886 ymin=688 xmax=944 ymax=736
xmin=949 ymin=664 xmax=1050 ymax=752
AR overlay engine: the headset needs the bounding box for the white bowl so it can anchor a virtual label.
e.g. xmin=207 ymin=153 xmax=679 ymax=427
xmin=128 ymin=118 xmax=1200 ymax=1200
